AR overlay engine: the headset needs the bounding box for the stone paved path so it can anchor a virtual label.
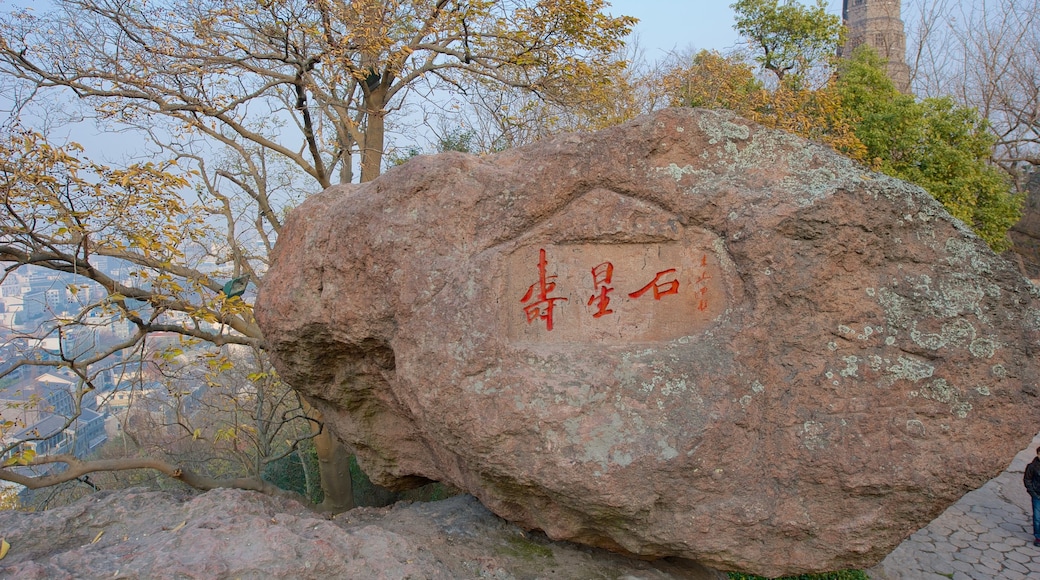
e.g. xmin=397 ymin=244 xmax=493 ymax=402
xmin=867 ymin=431 xmax=1040 ymax=579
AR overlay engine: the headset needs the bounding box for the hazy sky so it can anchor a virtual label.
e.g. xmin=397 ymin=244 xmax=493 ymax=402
xmin=606 ymin=0 xmax=847 ymax=58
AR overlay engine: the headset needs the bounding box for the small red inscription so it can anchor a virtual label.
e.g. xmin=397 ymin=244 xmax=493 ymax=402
xmin=694 ymin=254 xmax=711 ymax=311
xmin=587 ymin=262 xmax=615 ymax=318
xmin=628 ymin=269 xmax=680 ymax=301
xmin=520 ymin=248 xmax=568 ymax=331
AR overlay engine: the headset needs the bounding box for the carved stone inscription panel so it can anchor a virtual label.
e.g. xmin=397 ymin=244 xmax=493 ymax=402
xmin=506 ymin=242 xmax=728 ymax=343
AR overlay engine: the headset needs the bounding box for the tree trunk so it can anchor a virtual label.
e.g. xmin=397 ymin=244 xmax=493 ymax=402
xmin=300 ymin=399 xmax=355 ymax=512
xmin=297 ymin=446 xmax=318 ymax=502
xmin=360 ymin=94 xmax=386 ymax=183
xmin=313 ymin=425 xmax=355 ymax=512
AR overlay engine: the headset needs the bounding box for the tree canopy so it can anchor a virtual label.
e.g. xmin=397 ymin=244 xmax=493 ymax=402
xmin=905 ymin=0 xmax=1040 ymax=183
xmin=0 ymin=0 xmax=637 ymax=510
xmin=0 ymin=0 xmax=635 ymax=184
xmin=662 ymin=5 xmax=1022 ymax=251
xmin=836 ymin=48 xmax=1021 ymax=249
xmin=731 ymin=0 xmax=843 ymax=85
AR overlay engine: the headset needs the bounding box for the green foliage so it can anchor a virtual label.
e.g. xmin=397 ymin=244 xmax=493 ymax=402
xmin=728 ymin=570 xmax=868 ymax=580
xmin=835 ymin=47 xmax=1022 ymax=251
xmin=387 ymin=146 xmax=423 ymax=167
xmin=436 ymin=129 xmax=478 ymax=154
xmin=725 ymin=4 xmax=1021 ymax=250
xmin=665 ymin=38 xmax=1021 ymax=252
xmin=348 ymin=455 xmax=458 ymax=507
xmin=731 ymin=0 xmax=844 ymax=84
xmin=389 ymin=128 xmax=486 ymax=168
xmin=262 ymin=442 xmax=324 ymax=505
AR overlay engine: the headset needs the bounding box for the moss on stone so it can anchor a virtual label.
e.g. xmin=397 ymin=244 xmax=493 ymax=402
xmin=499 ymin=534 xmax=556 ymax=562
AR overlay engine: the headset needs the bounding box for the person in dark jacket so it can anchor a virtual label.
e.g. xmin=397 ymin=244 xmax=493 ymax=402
xmin=1024 ymin=446 xmax=1040 ymax=547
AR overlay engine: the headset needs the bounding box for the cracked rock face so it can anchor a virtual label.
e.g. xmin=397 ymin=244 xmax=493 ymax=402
xmin=256 ymin=108 xmax=1040 ymax=577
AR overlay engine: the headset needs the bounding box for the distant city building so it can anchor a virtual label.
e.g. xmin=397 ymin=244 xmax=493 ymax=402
xmin=1 ymin=280 xmax=28 ymax=298
xmin=21 ymin=290 xmax=50 ymax=320
xmin=0 ymin=272 xmax=31 ymax=334
xmin=7 ymin=408 xmax=106 ymax=458
xmin=0 ymin=370 xmax=108 ymax=494
xmin=841 ymin=0 xmax=911 ymax=93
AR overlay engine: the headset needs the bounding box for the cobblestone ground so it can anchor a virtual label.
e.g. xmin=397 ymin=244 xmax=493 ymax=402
xmin=867 ymin=432 xmax=1040 ymax=580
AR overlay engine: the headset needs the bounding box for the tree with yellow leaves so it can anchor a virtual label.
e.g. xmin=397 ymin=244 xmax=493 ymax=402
xmin=663 ymin=49 xmax=865 ymax=161
xmin=0 ymin=0 xmax=636 ymax=511
xmin=0 ymin=129 xmax=304 ymax=503
xmin=0 ymin=0 xmax=634 ymax=184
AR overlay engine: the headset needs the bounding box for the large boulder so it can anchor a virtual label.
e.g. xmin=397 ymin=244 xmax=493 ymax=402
xmin=255 ymin=108 xmax=1040 ymax=577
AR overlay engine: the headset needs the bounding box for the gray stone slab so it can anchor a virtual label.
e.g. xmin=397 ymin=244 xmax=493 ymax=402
xmin=977 ymin=555 xmax=1002 ymax=571
xmin=976 ymin=559 xmax=1001 ymax=575
xmin=1007 ymin=548 xmax=1034 ymax=563
xmin=999 ymin=521 xmax=1029 ymax=533
xmin=930 ymin=557 xmax=956 ymax=576
xmin=916 ymin=542 xmax=937 ymax=553
xmin=1004 ymin=558 xmax=1029 ymax=574
xmin=989 ymin=541 xmax=1015 ymax=553
xmin=1005 ymin=536 xmax=1029 ymax=547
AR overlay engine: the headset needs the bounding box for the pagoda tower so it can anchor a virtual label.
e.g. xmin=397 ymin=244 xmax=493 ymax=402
xmin=842 ymin=0 xmax=911 ymax=92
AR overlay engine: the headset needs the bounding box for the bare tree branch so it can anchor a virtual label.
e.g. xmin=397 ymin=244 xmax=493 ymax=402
xmin=0 ymin=453 xmax=302 ymax=502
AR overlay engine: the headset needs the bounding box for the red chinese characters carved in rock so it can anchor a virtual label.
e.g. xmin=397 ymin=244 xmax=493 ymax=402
xmin=520 ymin=248 xmax=711 ymax=332
xmin=628 ymin=269 xmax=680 ymax=301
xmin=587 ymin=262 xmax=615 ymax=318
xmin=520 ymin=248 xmax=568 ymax=331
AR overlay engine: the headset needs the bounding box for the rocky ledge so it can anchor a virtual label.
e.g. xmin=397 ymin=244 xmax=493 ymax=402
xmin=0 ymin=488 xmax=723 ymax=579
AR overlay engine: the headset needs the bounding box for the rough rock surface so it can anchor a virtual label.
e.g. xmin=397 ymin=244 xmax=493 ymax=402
xmin=255 ymin=107 xmax=1040 ymax=577
xmin=0 ymin=488 xmax=722 ymax=579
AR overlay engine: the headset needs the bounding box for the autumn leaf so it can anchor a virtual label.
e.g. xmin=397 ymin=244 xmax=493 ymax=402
xmin=2 ymin=448 xmax=36 ymax=467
